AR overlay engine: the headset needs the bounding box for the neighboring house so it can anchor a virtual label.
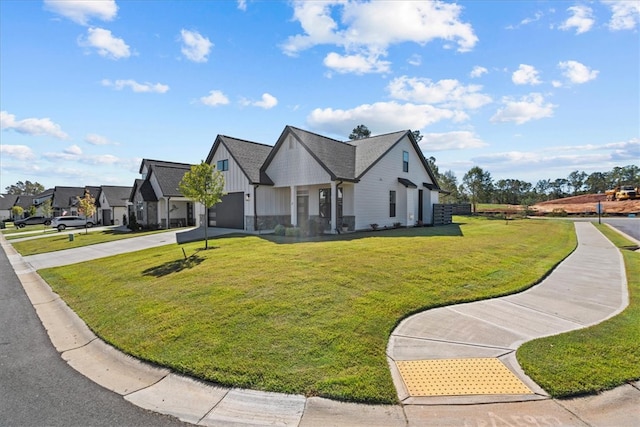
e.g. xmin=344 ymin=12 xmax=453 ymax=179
xmin=0 ymin=194 xmax=19 ymax=221
xmin=15 ymin=195 xmax=36 ymax=217
xmin=97 ymin=185 xmax=132 ymax=226
xmin=204 ymin=135 xmax=273 ymax=230
xmin=205 ymin=126 xmax=441 ymax=233
xmin=129 ymin=159 xmax=198 ymax=229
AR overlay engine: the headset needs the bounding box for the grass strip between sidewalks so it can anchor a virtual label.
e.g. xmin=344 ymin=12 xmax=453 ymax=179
xmin=10 ymin=228 xmax=173 ymax=256
xmin=517 ymin=223 xmax=640 ymax=397
xmin=39 ymin=217 xmax=576 ymax=403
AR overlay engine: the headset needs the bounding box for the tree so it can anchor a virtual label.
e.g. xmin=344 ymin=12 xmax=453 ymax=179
xmin=28 ymin=205 xmax=37 ymax=217
xmin=77 ymin=190 xmax=96 ymax=234
xmin=179 ymin=161 xmax=225 ymax=249
xmin=348 ymin=124 xmax=371 ymax=140
xmin=426 ymin=156 xmax=440 ymax=180
xmin=567 ymin=170 xmax=587 ymax=195
xmin=41 ymin=199 xmax=53 ymax=219
xmin=585 ymin=172 xmax=608 ymax=194
xmin=412 ymin=130 xmax=423 ymax=142
xmin=5 ymin=180 xmax=45 ymax=195
xmin=11 ymin=205 xmax=23 ymax=220
xmin=438 ymin=170 xmax=461 ymax=203
xmin=462 ymin=166 xmax=493 ymax=213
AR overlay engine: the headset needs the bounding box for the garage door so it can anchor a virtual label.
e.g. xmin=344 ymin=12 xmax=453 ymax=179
xmin=208 ymin=192 xmax=244 ymax=229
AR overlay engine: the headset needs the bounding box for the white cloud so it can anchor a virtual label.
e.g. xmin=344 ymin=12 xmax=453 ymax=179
xmin=470 ymin=66 xmax=488 ymax=78
xmin=0 ymin=144 xmax=36 ymax=160
xmin=1 ymin=110 xmax=69 ymax=139
xmin=490 ymin=93 xmax=556 ymax=124
xmin=506 ymin=11 xmax=544 ymax=29
xmin=180 ymin=29 xmax=213 ymax=63
xmin=387 ymin=76 xmax=492 ymax=109
xmin=559 ymin=5 xmax=595 ymax=34
xmin=407 ymin=54 xmax=422 ymax=66
xmin=558 ymin=60 xmax=599 ymax=84
xmin=101 ymin=79 xmax=169 ymax=93
xmin=512 ymin=64 xmax=541 ymax=85
xmin=44 ymin=0 xmax=118 ymax=25
xmin=85 ymin=133 xmax=118 ymax=145
xmin=65 ymin=144 xmax=83 ymax=155
xmin=282 ymin=1 xmax=477 ymax=74
xmin=242 ymin=93 xmax=278 ymax=109
xmin=79 ymin=27 xmax=130 ymax=59
xmin=419 ymin=131 xmax=488 ymax=151
xmin=307 ymin=101 xmax=467 ymax=136
xmin=323 ymin=51 xmax=390 ymax=74
xmin=604 ymin=0 xmax=640 ymax=31
xmin=200 ymin=90 xmax=230 ymax=106
xmin=237 ymin=0 xmax=247 ymax=11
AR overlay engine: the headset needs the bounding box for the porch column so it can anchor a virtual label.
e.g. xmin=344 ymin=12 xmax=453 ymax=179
xmin=290 ymin=185 xmax=297 ymax=226
xmin=330 ymin=180 xmax=337 ymax=233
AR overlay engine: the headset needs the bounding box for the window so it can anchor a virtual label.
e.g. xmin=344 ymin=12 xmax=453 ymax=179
xmin=217 ymin=159 xmax=229 ymax=171
xmin=389 ymin=191 xmax=396 ymax=217
xmin=319 ymin=187 xmax=343 ymax=218
xmin=402 ymin=151 xmax=409 ymax=172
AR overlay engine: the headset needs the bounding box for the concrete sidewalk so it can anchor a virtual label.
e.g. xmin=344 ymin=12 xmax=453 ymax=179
xmin=2 ymin=222 xmax=639 ymax=426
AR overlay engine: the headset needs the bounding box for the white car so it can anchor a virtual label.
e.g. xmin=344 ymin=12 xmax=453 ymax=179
xmin=51 ymin=216 xmax=94 ymax=231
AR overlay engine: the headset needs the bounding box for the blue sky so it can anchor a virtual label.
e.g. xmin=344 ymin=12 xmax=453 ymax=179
xmin=1 ymin=0 xmax=638 ymax=191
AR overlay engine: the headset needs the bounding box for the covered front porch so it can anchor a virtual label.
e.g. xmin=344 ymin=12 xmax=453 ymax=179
xmin=258 ymin=181 xmax=355 ymax=234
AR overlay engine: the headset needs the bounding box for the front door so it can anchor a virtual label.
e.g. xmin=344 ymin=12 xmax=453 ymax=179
xmin=297 ymin=195 xmax=308 ymax=227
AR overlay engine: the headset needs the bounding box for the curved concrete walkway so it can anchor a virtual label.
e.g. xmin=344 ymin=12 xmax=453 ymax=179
xmin=2 ymin=222 xmax=639 ymax=426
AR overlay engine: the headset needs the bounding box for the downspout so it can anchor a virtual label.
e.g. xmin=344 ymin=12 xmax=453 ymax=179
xmin=167 ymin=196 xmax=171 ymax=229
xmin=253 ymin=184 xmax=259 ymax=233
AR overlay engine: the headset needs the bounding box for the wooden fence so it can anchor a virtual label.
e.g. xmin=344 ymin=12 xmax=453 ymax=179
xmin=433 ymin=203 xmax=472 ymax=225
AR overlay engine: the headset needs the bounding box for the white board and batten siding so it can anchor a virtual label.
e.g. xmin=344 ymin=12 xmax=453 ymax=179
xmin=265 ymin=136 xmax=332 ymax=187
xmin=354 ymin=135 xmax=438 ymax=229
xmin=209 ymin=143 xmax=254 ymax=217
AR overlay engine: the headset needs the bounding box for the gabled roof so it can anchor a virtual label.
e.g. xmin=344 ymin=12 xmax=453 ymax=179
xmin=150 ymin=164 xmax=191 ymax=197
xmin=51 ymin=186 xmax=85 ymax=208
xmin=206 ymin=135 xmax=273 ymax=185
xmin=262 ymin=126 xmax=357 ymax=182
xmin=15 ymin=195 xmax=36 ymax=209
xmin=350 ymin=130 xmax=408 ymax=178
xmin=100 ymin=186 xmax=133 ymax=207
xmin=130 ymin=179 xmax=158 ymax=202
xmin=0 ymin=194 xmax=18 ymax=210
xmin=139 ymin=159 xmax=192 ymax=174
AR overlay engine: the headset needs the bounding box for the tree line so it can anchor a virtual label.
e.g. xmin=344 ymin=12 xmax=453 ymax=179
xmin=434 ymin=164 xmax=639 ymax=208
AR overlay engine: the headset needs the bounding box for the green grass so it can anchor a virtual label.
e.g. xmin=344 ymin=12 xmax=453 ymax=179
xmin=517 ymin=223 xmax=640 ymax=397
xmin=1 ymin=224 xmax=58 ymax=237
xmin=11 ymin=228 xmax=171 ymax=256
xmin=39 ymin=217 xmax=576 ymax=403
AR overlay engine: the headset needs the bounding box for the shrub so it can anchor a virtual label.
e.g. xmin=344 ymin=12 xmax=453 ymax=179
xmin=274 ymin=224 xmax=285 ymax=236
xmin=370 ymin=223 xmax=379 ymax=230
xmin=549 ymin=208 xmax=568 ymax=217
xmin=285 ymin=227 xmax=301 ymax=237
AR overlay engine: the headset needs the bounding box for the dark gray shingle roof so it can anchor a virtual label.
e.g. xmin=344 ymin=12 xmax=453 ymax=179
xmin=288 ymin=126 xmax=356 ymax=181
xmin=0 ymin=194 xmax=18 ymax=210
xmin=151 ymin=164 xmax=191 ymax=197
xmin=209 ymin=135 xmax=274 ymax=185
xmin=100 ymin=186 xmax=133 ymax=207
xmin=51 ymin=186 xmax=85 ymax=208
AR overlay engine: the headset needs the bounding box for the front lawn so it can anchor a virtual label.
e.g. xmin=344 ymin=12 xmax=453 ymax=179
xmin=517 ymin=223 xmax=640 ymax=397
xmin=39 ymin=217 xmax=576 ymax=403
xmin=11 ymin=228 xmax=173 ymax=256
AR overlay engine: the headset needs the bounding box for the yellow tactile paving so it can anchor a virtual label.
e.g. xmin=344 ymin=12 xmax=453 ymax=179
xmin=396 ymin=358 xmax=534 ymax=396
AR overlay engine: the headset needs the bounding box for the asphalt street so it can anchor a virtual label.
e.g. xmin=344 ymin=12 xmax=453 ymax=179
xmin=0 ymin=244 xmax=188 ymax=426
xmin=603 ymin=217 xmax=640 ymax=242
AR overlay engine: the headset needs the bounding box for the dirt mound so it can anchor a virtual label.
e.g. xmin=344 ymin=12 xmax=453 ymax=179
xmin=533 ymin=194 xmax=640 ymax=215
xmin=536 ymin=194 xmax=606 ymax=205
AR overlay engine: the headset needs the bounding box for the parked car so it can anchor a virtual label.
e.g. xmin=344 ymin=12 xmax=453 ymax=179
xmin=14 ymin=216 xmax=52 ymax=228
xmin=51 ymin=216 xmax=94 ymax=231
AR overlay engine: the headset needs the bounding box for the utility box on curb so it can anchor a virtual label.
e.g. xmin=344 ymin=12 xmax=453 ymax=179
xmin=68 ymin=233 xmax=74 ymax=242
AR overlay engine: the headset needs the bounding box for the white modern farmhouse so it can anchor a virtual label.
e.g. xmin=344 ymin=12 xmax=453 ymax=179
xmin=205 ymin=126 xmax=441 ymax=233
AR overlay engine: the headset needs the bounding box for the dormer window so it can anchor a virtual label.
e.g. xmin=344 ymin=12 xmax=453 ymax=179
xmin=402 ymin=151 xmax=409 ymax=172
xmin=217 ymin=159 xmax=229 ymax=171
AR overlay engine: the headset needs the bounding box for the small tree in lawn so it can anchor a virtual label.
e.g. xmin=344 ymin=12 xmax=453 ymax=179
xmin=11 ymin=205 xmax=23 ymax=222
xmin=40 ymin=199 xmax=53 ymax=232
xmin=179 ymin=161 xmax=225 ymax=250
xmin=77 ymin=191 xmax=96 ymax=234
